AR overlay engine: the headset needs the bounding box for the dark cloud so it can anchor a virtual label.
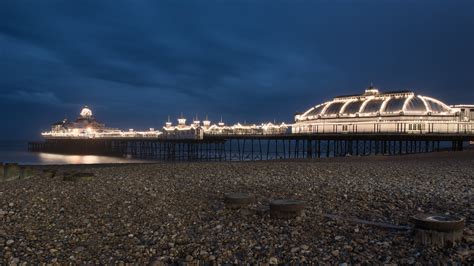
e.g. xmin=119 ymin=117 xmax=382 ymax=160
xmin=1 ymin=0 xmax=473 ymax=139
xmin=1 ymin=90 xmax=62 ymax=105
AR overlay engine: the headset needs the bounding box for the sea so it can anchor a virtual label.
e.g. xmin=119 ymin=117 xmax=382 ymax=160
xmin=0 ymin=140 xmax=148 ymax=165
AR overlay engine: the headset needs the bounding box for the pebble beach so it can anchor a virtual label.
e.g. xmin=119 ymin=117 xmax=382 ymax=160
xmin=1 ymin=151 xmax=473 ymax=264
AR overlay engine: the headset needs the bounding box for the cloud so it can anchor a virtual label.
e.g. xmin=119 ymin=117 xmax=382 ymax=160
xmin=1 ymin=90 xmax=63 ymax=105
xmin=0 ymin=0 xmax=473 ymax=139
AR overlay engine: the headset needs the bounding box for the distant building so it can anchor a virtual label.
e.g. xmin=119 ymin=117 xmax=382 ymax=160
xmin=49 ymin=106 xmax=108 ymax=134
xmin=43 ymin=106 xmax=161 ymax=139
xmin=161 ymin=115 xmax=289 ymax=138
xmin=162 ymin=116 xmax=204 ymax=139
xmin=293 ymin=86 xmax=474 ymax=134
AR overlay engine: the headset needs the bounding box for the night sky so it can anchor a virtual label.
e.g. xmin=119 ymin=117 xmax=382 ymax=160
xmin=1 ymin=1 xmax=473 ymax=140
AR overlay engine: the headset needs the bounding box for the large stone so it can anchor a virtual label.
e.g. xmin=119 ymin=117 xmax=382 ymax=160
xmin=3 ymin=163 xmax=20 ymax=181
xmin=224 ymin=193 xmax=254 ymax=209
xmin=411 ymin=214 xmax=465 ymax=248
xmin=63 ymin=172 xmax=96 ymax=182
xmin=0 ymin=162 xmax=3 ymax=179
xmin=269 ymin=199 xmax=306 ymax=219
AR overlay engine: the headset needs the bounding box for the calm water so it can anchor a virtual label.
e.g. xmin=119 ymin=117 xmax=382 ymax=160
xmin=0 ymin=140 xmax=148 ymax=165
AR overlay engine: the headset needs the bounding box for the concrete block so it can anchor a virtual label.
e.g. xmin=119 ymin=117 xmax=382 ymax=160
xmin=0 ymin=162 xmax=3 ymax=180
xmin=4 ymin=163 xmax=21 ymax=181
xmin=270 ymin=199 xmax=306 ymax=219
xmin=224 ymin=193 xmax=253 ymax=209
xmin=42 ymin=169 xmax=57 ymax=178
xmin=20 ymin=166 xmax=36 ymax=179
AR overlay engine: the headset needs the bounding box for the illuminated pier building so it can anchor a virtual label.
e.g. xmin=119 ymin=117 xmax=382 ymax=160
xmin=40 ymin=86 xmax=473 ymax=140
xmin=42 ymin=106 xmax=161 ymax=138
xmin=31 ymin=86 xmax=474 ymax=159
xmin=162 ymin=115 xmax=289 ymax=139
xmin=293 ymin=86 xmax=474 ymax=134
xmin=162 ymin=115 xmax=204 ymax=139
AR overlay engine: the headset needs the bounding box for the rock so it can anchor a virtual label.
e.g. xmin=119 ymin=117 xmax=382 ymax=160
xmin=6 ymin=239 xmax=15 ymax=245
xmin=335 ymin=235 xmax=344 ymax=241
xmin=269 ymin=257 xmax=278 ymax=264
xmin=456 ymin=249 xmax=470 ymax=257
xmin=73 ymin=246 xmax=85 ymax=253
xmin=290 ymin=247 xmax=300 ymax=253
xmin=343 ymin=245 xmax=353 ymax=252
xmin=185 ymin=255 xmax=193 ymax=262
xmin=331 ymin=250 xmax=340 ymax=257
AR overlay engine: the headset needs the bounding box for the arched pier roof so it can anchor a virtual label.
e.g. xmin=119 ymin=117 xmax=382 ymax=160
xmin=297 ymin=86 xmax=452 ymax=121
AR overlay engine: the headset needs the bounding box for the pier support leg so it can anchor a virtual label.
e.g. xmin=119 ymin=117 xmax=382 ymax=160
xmin=307 ymin=140 xmax=312 ymax=158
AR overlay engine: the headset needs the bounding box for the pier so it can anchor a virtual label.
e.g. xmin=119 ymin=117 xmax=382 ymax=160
xmin=28 ymin=87 xmax=474 ymax=161
xmin=28 ymin=133 xmax=472 ymax=161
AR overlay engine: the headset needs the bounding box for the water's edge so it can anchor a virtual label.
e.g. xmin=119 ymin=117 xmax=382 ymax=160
xmin=0 ymin=140 xmax=148 ymax=165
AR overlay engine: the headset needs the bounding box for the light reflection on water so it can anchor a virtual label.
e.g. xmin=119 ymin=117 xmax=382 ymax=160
xmin=0 ymin=141 xmax=148 ymax=165
xmin=37 ymin=153 xmax=146 ymax=164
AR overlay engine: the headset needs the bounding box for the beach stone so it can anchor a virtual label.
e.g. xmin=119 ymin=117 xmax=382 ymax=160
xmin=411 ymin=214 xmax=465 ymax=247
xmin=0 ymin=153 xmax=472 ymax=263
xmin=0 ymin=162 xmax=3 ymax=178
xmin=3 ymin=163 xmax=20 ymax=181
xmin=63 ymin=172 xmax=96 ymax=182
xmin=269 ymin=257 xmax=278 ymax=264
xmin=269 ymin=199 xmax=305 ymax=219
xmin=224 ymin=192 xmax=253 ymax=209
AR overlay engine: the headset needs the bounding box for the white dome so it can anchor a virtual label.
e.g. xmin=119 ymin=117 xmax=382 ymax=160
xmin=80 ymin=106 xmax=93 ymax=118
xmin=298 ymin=87 xmax=452 ymax=121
